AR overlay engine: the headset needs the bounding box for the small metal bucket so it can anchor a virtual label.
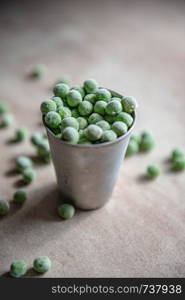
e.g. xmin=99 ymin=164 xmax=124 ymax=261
xmin=45 ymin=90 xmax=136 ymax=210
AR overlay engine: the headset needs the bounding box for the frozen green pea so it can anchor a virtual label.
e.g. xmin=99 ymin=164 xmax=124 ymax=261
xmin=112 ymin=121 xmax=128 ymax=136
xmin=15 ymin=128 xmax=28 ymax=142
xmin=84 ymin=79 xmax=98 ymax=94
xmin=58 ymin=106 xmax=71 ymax=119
xmin=10 ymin=260 xmax=28 ymax=278
xmin=116 ymin=112 xmax=133 ymax=127
xmin=171 ymin=148 xmax=185 ymax=162
xmin=66 ymin=90 xmax=82 ymax=107
xmin=45 ymin=111 xmax=61 ymax=129
xmin=31 ymin=64 xmax=47 ymax=78
xmin=140 ymin=132 xmax=155 ymax=152
xmin=33 ymin=256 xmax=51 ymax=273
xmin=0 ymin=114 xmax=14 ymax=127
xmin=53 ymin=83 xmax=70 ymax=98
xmin=0 ymin=102 xmax=9 ymax=115
xmin=96 ymin=120 xmax=110 ymax=131
xmin=77 ymin=117 xmax=88 ymax=130
xmin=147 ymin=165 xmax=160 ymax=179
xmin=111 ymin=97 xmax=122 ymax=102
xmin=86 ymin=124 xmax=103 ymax=141
xmin=94 ymin=101 xmax=107 ymax=115
xmin=130 ymin=134 xmax=141 ymax=145
xmin=37 ymin=139 xmax=50 ymax=156
xmin=96 ymin=88 xmax=111 ymax=102
xmin=61 ymin=117 xmax=79 ymax=131
xmin=71 ymin=108 xmax=80 ymax=118
xmin=126 ymin=139 xmax=139 ymax=156
xmin=105 ymin=100 xmax=122 ymax=116
xmin=101 ymin=130 xmax=117 ymax=143
xmin=172 ymin=157 xmax=185 ymax=171
xmin=84 ymin=93 xmax=96 ymax=104
xmin=122 ymin=96 xmax=137 ymax=113
xmin=88 ymin=113 xmax=103 ymax=124
xmin=62 ymin=127 xmax=79 ymax=144
xmin=78 ymin=101 xmax=93 ymax=116
xmin=30 ymin=132 xmax=43 ymax=146
xmin=13 ymin=189 xmax=27 ymax=204
xmin=104 ymin=114 xmax=116 ymax=124
xmin=40 ymin=99 xmax=56 ymax=114
xmin=0 ymin=200 xmax=10 ymax=216
xmin=58 ymin=203 xmax=75 ymax=219
xmin=56 ymin=77 xmax=70 ymax=85
xmin=51 ymin=96 xmax=63 ymax=108
xmin=22 ymin=169 xmax=36 ymax=184
xmin=71 ymin=86 xmax=85 ymax=98
xmin=16 ymin=156 xmax=33 ymax=172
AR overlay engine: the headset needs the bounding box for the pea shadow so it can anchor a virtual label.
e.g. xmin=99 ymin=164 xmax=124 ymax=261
xmin=136 ymin=174 xmax=151 ymax=183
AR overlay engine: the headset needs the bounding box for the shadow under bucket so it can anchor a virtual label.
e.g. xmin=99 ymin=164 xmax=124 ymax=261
xmin=45 ymin=90 xmax=136 ymax=210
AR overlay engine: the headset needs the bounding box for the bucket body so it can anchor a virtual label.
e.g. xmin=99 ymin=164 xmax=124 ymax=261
xmin=45 ymin=90 xmax=135 ymax=210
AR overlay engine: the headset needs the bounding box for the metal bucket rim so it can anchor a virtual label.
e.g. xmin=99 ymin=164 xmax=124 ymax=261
xmin=43 ymin=89 xmax=137 ymax=149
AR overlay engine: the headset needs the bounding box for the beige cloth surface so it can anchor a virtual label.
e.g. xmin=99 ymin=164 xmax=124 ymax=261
xmin=0 ymin=0 xmax=185 ymax=277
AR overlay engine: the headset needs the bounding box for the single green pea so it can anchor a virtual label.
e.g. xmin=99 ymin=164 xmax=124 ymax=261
xmin=126 ymin=139 xmax=139 ymax=156
xmin=56 ymin=77 xmax=70 ymax=85
xmin=71 ymin=86 xmax=85 ymax=98
xmin=96 ymin=120 xmax=110 ymax=131
xmin=104 ymin=114 xmax=116 ymax=124
xmin=45 ymin=111 xmax=61 ymax=129
xmin=0 ymin=102 xmax=9 ymax=115
xmin=88 ymin=113 xmax=103 ymax=124
xmin=86 ymin=124 xmax=103 ymax=141
xmin=171 ymin=148 xmax=185 ymax=162
xmin=105 ymin=100 xmax=122 ymax=116
xmin=22 ymin=169 xmax=36 ymax=184
xmin=0 ymin=114 xmax=14 ymax=127
xmin=84 ymin=79 xmax=98 ymax=94
xmin=130 ymin=134 xmax=141 ymax=145
xmin=33 ymin=256 xmax=51 ymax=273
xmin=139 ymin=132 xmax=155 ymax=152
xmin=96 ymin=88 xmax=111 ymax=102
xmin=13 ymin=189 xmax=27 ymax=204
xmin=30 ymin=132 xmax=43 ymax=146
xmin=111 ymin=97 xmax=122 ymax=102
xmin=37 ymin=139 xmax=50 ymax=156
xmin=58 ymin=106 xmax=72 ymax=119
xmin=31 ymin=64 xmax=47 ymax=78
xmin=58 ymin=203 xmax=75 ymax=219
xmin=101 ymin=130 xmax=117 ymax=143
xmin=0 ymin=200 xmax=10 ymax=216
xmin=79 ymin=129 xmax=87 ymax=140
xmin=94 ymin=101 xmax=107 ymax=115
xmin=66 ymin=90 xmax=82 ymax=107
xmin=10 ymin=260 xmax=28 ymax=278
xmin=40 ymin=99 xmax=57 ymax=114
xmin=116 ymin=112 xmax=133 ymax=127
xmin=61 ymin=117 xmax=79 ymax=131
xmin=51 ymin=96 xmax=64 ymax=108
xmin=16 ymin=156 xmax=33 ymax=172
xmin=122 ymin=96 xmax=137 ymax=113
xmin=84 ymin=94 xmax=96 ymax=104
xmin=37 ymin=148 xmax=51 ymax=163
xmin=112 ymin=121 xmax=128 ymax=136
xmin=77 ymin=117 xmax=88 ymax=130
xmin=15 ymin=128 xmax=28 ymax=142
xmin=53 ymin=83 xmax=70 ymax=98
xmin=172 ymin=157 xmax=185 ymax=171
xmin=147 ymin=165 xmax=160 ymax=179
xmin=78 ymin=101 xmax=93 ymax=116
xmin=62 ymin=127 xmax=79 ymax=144
xmin=71 ymin=108 xmax=80 ymax=118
